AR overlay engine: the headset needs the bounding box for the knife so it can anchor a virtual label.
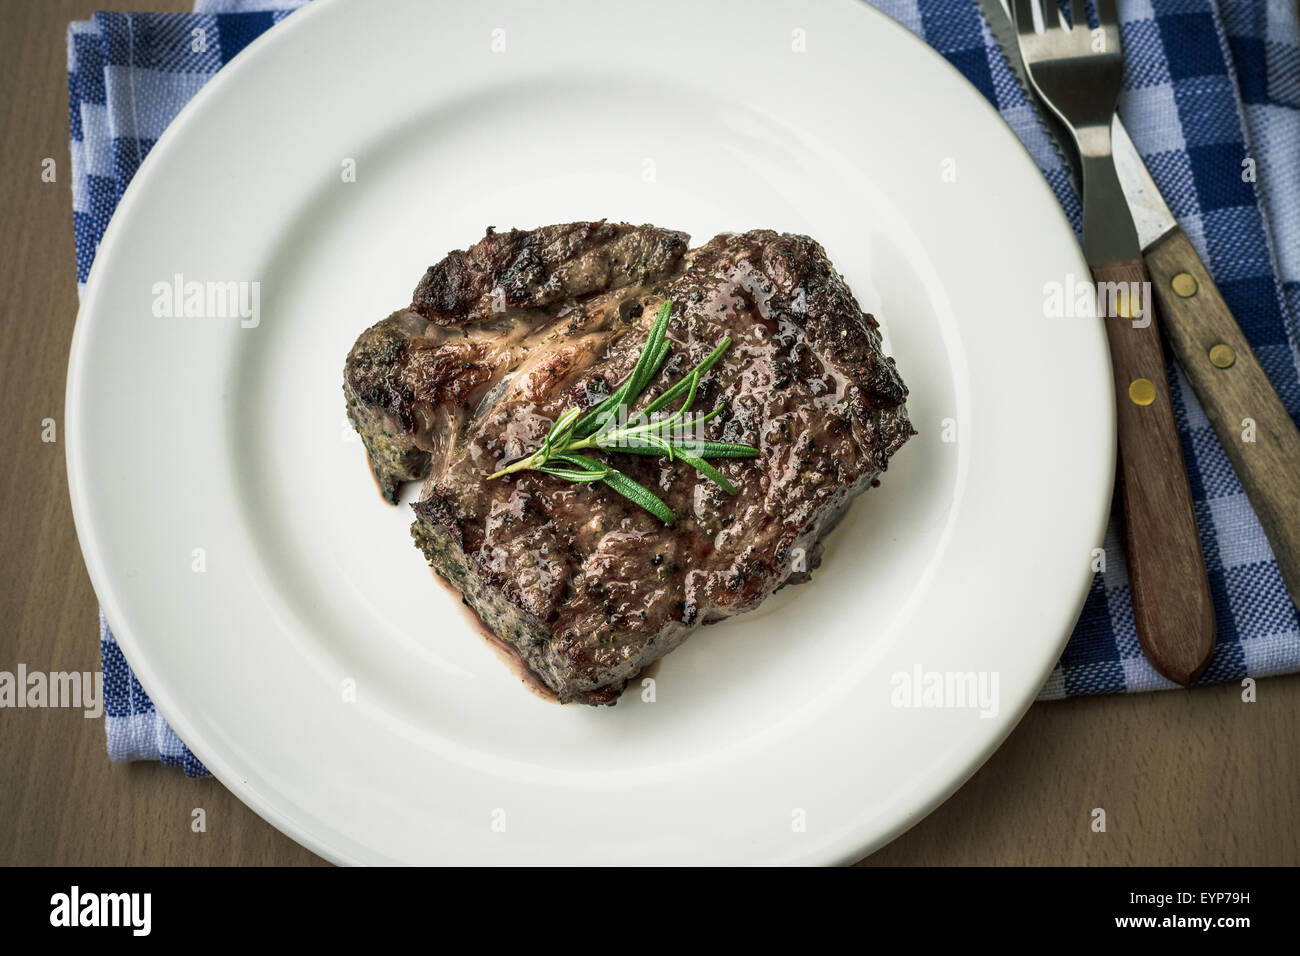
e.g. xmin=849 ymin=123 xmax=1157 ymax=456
xmin=977 ymin=0 xmax=1300 ymax=619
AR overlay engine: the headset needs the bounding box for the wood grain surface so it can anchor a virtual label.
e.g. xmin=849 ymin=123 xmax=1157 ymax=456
xmin=1 ymin=0 xmax=1297 ymax=867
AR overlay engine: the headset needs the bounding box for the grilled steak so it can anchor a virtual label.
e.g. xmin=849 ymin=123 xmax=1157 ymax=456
xmin=344 ymin=222 xmax=913 ymax=704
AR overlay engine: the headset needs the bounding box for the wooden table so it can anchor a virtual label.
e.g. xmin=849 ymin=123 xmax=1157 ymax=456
xmin=2 ymin=0 xmax=1296 ymax=867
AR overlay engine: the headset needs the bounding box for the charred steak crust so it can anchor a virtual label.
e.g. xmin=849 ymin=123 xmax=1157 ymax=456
xmin=412 ymin=220 xmax=689 ymax=322
xmin=343 ymin=222 xmax=913 ymax=704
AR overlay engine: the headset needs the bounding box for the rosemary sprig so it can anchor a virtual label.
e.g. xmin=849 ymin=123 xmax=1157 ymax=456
xmin=486 ymin=299 xmax=759 ymax=523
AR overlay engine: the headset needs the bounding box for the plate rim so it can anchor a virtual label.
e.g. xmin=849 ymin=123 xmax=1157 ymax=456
xmin=65 ymin=0 xmax=1114 ymax=866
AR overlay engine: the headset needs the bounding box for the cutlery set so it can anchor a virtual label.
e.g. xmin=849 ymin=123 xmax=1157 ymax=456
xmin=979 ymin=0 xmax=1300 ymax=683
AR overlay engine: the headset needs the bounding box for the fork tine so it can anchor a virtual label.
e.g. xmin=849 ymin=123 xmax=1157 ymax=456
xmin=1012 ymin=0 xmax=1037 ymax=33
xmin=1069 ymin=0 xmax=1087 ymax=29
xmin=1039 ymin=0 xmax=1060 ymax=29
xmin=1095 ymin=0 xmax=1121 ymax=52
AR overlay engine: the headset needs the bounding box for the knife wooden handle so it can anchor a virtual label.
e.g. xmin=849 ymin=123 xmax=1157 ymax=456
xmin=1145 ymin=226 xmax=1300 ymax=610
xmin=1091 ymin=258 xmax=1216 ymax=685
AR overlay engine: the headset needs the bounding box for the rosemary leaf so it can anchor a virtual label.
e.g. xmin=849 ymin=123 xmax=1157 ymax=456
xmin=643 ymin=337 xmax=731 ymax=416
xmin=542 ymin=406 xmax=582 ymax=456
xmin=575 ymin=299 xmax=674 ymax=438
xmin=538 ymin=465 xmax=609 ymax=482
xmin=573 ymin=384 xmax=628 ymax=440
xmin=634 ymin=301 xmax=673 ymax=391
xmin=552 ymin=452 xmax=676 ymax=524
xmin=549 ymin=452 xmax=607 ymax=470
xmin=605 ymin=434 xmax=675 ymax=460
xmin=599 ymin=471 xmax=677 ymax=525
xmin=675 ymin=440 xmax=761 ymax=459
xmin=675 ymin=452 xmax=737 ymax=495
xmin=597 ymin=440 xmax=671 ymax=455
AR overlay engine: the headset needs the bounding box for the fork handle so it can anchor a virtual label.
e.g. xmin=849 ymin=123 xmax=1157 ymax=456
xmin=1145 ymin=227 xmax=1300 ymax=610
xmin=1091 ymin=258 xmax=1216 ymax=685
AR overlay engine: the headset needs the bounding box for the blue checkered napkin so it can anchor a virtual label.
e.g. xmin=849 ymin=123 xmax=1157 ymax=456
xmin=70 ymin=1 xmax=1300 ymax=773
xmin=68 ymin=5 xmax=301 ymax=294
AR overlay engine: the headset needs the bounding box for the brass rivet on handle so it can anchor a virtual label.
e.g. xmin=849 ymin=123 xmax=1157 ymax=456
xmin=1172 ymin=273 xmax=1198 ymax=297
xmin=1209 ymin=344 xmax=1236 ymax=368
xmin=1116 ymin=291 xmax=1134 ymax=319
xmin=1129 ymin=378 xmax=1156 ymax=406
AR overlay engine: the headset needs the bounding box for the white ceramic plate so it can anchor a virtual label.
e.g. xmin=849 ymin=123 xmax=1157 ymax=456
xmin=67 ymin=0 xmax=1113 ymax=864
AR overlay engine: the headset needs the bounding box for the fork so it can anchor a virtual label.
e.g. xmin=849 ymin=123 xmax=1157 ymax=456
xmin=1013 ymin=0 xmax=1216 ymax=685
xmin=1012 ymin=0 xmax=1135 ymax=263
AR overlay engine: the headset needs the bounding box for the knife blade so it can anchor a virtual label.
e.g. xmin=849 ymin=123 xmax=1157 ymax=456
xmin=975 ymin=0 xmax=1078 ymax=194
xmin=977 ymin=0 xmax=1300 ymax=612
xmin=1109 ymin=121 xmax=1174 ymax=248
